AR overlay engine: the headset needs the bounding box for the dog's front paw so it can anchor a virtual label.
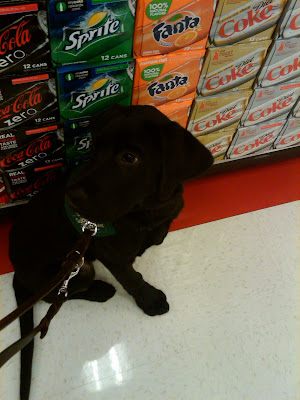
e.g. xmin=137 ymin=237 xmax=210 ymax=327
xmin=134 ymin=282 xmax=169 ymax=316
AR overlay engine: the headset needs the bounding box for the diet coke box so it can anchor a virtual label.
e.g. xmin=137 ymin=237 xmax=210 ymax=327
xmin=4 ymin=148 xmax=65 ymax=201
xmin=188 ymin=89 xmax=252 ymax=136
xmin=273 ymin=117 xmax=300 ymax=148
xmin=197 ymin=40 xmax=272 ymax=96
xmin=240 ymin=79 xmax=300 ymax=126
xmin=0 ymin=72 xmax=59 ymax=131
xmin=0 ymin=0 xmax=52 ymax=78
xmin=226 ymin=119 xmax=285 ymax=159
xmin=0 ymin=173 xmax=10 ymax=206
xmin=255 ymin=37 xmax=300 ymax=87
xmin=209 ymin=0 xmax=287 ymax=47
xmin=197 ymin=126 xmax=236 ymax=161
xmin=273 ymin=0 xmax=300 ymax=39
xmin=292 ymin=97 xmax=300 ymax=116
xmin=0 ymin=127 xmax=64 ymax=172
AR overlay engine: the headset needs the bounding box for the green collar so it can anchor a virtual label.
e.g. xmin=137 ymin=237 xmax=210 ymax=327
xmin=64 ymin=197 xmax=116 ymax=237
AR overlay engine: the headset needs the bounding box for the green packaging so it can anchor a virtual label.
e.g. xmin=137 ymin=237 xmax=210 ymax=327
xmin=57 ymin=61 xmax=134 ymax=120
xmin=48 ymin=0 xmax=135 ymax=65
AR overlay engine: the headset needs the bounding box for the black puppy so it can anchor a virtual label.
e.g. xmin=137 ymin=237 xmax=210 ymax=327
xmin=9 ymin=105 xmax=213 ymax=400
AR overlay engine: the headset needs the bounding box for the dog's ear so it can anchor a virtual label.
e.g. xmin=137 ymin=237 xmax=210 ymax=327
xmin=159 ymin=121 xmax=213 ymax=199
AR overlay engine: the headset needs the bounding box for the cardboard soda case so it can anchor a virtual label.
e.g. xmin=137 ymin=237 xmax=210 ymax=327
xmin=57 ymin=60 xmax=134 ymax=121
xmin=48 ymin=0 xmax=135 ymax=66
xmin=0 ymin=0 xmax=52 ymax=78
xmin=273 ymin=0 xmax=300 ymax=39
xmin=133 ymin=0 xmax=214 ymax=57
xmin=240 ymin=79 xmax=300 ymax=126
xmin=226 ymin=119 xmax=285 ymax=159
xmin=273 ymin=117 xmax=300 ymax=149
xmin=132 ymin=49 xmax=205 ymax=106
xmin=157 ymin=98 xmax=193 ymax=128
xmin=0 ymin=73 xmax=59 ymax=131
xmin=0 ymin=174 xmax=10 ymax=206
xmin=0 ymin=127 xmax=64 ymax=172
xmin=292 ymin=97 xmax=300 ymax=116
xmin=64 ymin=118 xmax=93 ymax=163
xmin=188 ymin=89 xmax=252 ymax=136
xmin=197 ymin=127 xmax=236 ymax=161
xmin=255 ymin=37 xmax=300 ymax=87
xmin=4 ymin=148 xmax=65 ymax=201
xmin=197 ymin=40 xmax=272 ymax=96
xmin=208 ymin=0 xmax=287 ymax=47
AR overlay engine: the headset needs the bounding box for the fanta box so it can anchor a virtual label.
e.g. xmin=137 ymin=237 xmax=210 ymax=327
xmin=157 ymin=98 xmax=193 ymax=128
xmin=48 ymin=0 xmax=136 ymax=66
xmin=57 ymin=61 xmax=134 ymax=121
xmin=133 ymin=0 xmax=214 ymax=57
xmin=132 ymin=49 xmax=205 ymax=106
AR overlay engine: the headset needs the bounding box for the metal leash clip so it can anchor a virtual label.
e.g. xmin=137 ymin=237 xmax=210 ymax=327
xmin=58 ymin=251 xmax=84 ymax=297
xmin=82 ymin=221 xmax=98 ymax=236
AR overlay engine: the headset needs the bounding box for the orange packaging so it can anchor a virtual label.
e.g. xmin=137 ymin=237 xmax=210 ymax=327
xmin=133 ymin=0 xmax=214 ymax=57
xmin=157 ymin=98 xmax=193 ymax=128
xmin=132 ymin=49 xmax=205 ymax=106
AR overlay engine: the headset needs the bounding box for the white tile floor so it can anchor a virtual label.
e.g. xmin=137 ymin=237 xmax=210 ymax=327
xmin=0 ymin=201 xmax=299 ymax=400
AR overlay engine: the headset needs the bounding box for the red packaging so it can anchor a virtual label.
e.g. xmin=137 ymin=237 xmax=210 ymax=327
xmin=0 ymin=174 xmax=10 ymax=206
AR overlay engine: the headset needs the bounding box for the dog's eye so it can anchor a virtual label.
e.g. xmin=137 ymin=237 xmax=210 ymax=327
xmin=120 ymin=152 xmax=139 ymax=164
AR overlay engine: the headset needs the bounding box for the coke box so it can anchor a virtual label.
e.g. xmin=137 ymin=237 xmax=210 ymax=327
xmin=0 ymin=174 xmax=10 ymax=206
xmin=197 ymin=126 xmax=236 ymax=161
xmin=292 ymin=97 xmax=300 ymax=116
xmin=197 ymin=40 xmax=272 ymax=96
xmin=4 ymin=148 xmax=65 ymax=201
xmin=208 ymin=0 xmax=286 ymax=47
xmin=0 ymin=128 xmax=64 ymax=172
xmin=0 ymin=0 xmax=51 ymax=78
xmin=273 ymin=117 xmax=300 ymax=149
xmin=273 ymin=0 xmax=300 ymax=39
xmin=255 ymin=37 xmax=300 ymax=87
xmin=188 ymin=89 xmax=252 ymax=136
xmin=0 ymin=73 xmax=59 ymax=131
xmin=157 ymin=98 xmax=193 ymax=128
xmin=0 ymin=124 xmax=62 ymax=156
xmin=226 ymin=119 xmax=285 ymax=159
xmin=240 ymin=79 xmax=300 ymax=126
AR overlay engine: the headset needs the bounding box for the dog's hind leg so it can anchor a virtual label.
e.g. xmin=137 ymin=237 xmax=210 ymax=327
xmin=13 ymin=275 xmax=34 ymax=400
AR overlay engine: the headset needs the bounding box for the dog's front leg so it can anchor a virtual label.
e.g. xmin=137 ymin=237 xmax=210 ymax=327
xmin=107 ymin=263 xmax=169 ymax=316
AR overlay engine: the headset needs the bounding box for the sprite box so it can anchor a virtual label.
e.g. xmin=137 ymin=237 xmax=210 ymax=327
xmin=48 ymin=0 xmax=136 ymax=65
xmin=57 ymin=60 xmax=134 ymax=120
xmin=64 ymin=118 xmax=93 ymax=164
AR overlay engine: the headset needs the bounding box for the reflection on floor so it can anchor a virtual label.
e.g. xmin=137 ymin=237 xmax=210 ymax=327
xmin=0 ymin=201 xmax=299 ymax=400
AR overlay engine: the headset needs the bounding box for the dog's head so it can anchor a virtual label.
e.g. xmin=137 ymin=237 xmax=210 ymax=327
xmin=66 ymin=105 xmax=213 ymax=222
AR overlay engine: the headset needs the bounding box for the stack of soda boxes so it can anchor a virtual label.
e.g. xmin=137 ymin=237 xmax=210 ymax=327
xmin=47 ymin=0 xmax=137 ymax=164
xmin=0 ymin=0 xmax=64 ymax=208
xmin=132 ymin=0 xmax=215 ymax=128
xmin=187 ymin=0 xmax=300 ymax=162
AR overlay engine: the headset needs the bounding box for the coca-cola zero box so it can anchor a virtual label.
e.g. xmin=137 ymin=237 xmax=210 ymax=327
xmin=273 ymin=116 xmax=300 ymax=149
xmin=226 ymin=119 xmax=285 ymax=159
xmin=255 ymin=36 xmax=300 ymax=87
xmin=0 ymin=72 xmax=59 ymax=131
xmin=0 ymin=173 xmax=10 ymax=206
xmin=0 ymin=0 xmax=52 ymax=78
xmin=208 ymin=0 xmax=287 ymax=47
xmin=240 ymin=79 xmax=300 ymax=126
xmin=188 ymin=89 xmax=252 ymax=136
xmin=0 ymin=127 xmax=64 ymax=171
xmin=273 ymin=0 xmax=300 ymax=39
xmin=4 ymin=147 xmax=65 ymax=201
xmin=197 ymin=40 xmax=272 ymax=96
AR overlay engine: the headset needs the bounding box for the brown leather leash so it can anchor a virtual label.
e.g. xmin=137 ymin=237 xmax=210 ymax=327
xmin=0 ymin=222 xmax=97 ymax=369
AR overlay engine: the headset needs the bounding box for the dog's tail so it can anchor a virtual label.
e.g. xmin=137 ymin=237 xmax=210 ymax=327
xmin=13 ymin=275 xmax=34 ymax=400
